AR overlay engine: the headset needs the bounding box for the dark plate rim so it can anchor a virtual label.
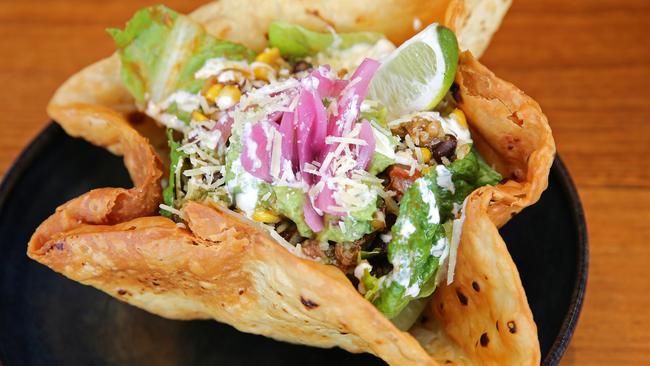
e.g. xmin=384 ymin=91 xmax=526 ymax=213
xmin=0 ymin=122 xmax=589 ymax=366
xmin=541 ymin=156 xmax=589 ymax=365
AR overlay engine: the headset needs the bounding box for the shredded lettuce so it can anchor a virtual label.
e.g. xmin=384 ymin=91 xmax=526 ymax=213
xmin=268 ymin=21 xmax=384 ymax=58
xmin=108 ymin=5 xmax=254 ymax=105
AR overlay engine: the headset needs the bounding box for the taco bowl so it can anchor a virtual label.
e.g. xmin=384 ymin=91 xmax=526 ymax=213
xmin=29 ymin=2 xmax=553 ymax=365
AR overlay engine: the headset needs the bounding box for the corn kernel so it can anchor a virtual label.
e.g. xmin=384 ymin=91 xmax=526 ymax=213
xmin=191 ymin=111 xmax=208 ymax=121
xmin=420 ymin=147 xmax=432 ymax=163
xmin=252 ymin=208 xmax=281 ymax=224
xmin=411 ymin=147 xmax=432 ymax=163
xmin=205 ymin=83 xmax=224 ymax=102
xmin=451 ymin=108 xmax=468 ymax=128
xmin=216 ymin=85 xmax=241 ymax=110
xmin=253 ymin=66 xmax=270 ymax=81
xmin=255 ymin=47 xmax=281 ymax=65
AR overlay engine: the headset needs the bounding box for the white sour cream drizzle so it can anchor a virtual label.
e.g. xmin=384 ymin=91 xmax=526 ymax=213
xmin=227 ymin=156 xmax=261 ymax=218
xmin=418 ymin=179 xmax=439 ymax=224
xmin=435 ymin=165 xmax=455 ymax=193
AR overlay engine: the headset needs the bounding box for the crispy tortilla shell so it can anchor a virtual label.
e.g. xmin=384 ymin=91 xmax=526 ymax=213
xmin=30 ymin=44 xmax=554 ymax=364
xmin=28 ymin=110 xmax=163 ymax=254
xmin=191 ymin=0 xmax=511 ymax=57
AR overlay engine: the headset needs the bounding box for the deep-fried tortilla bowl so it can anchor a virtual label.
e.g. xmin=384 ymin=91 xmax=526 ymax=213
xmin=30 ymin=1 xmax=554 ymax=365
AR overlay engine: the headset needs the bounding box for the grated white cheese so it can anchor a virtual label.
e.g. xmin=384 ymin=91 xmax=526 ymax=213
xmin=159 ymin=204 xmax=185 ymax=219
xmin=270 ymin=128 xmax=283 ymax=179
xmin=325 ymin=135 xmax=368 ymax=146
xmin=395 ymin=150 xmax=418 ymax=176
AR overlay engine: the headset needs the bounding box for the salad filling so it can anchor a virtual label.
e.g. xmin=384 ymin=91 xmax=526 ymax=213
xmin=110 ymin=6 xmax=502 ymax=326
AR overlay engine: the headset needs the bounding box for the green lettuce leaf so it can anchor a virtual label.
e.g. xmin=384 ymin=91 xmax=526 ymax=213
xmin=390 ymin=297 xmax=431 ymax=331
xmin=373 ymin=169 xmax=449 ymax=318
xmin=448 ymin=149 xmax=502 ymax=202
xmin=268 ymin=21 xmax=384 ymax=58
xmin=108 ymin=5 xmax=254 ymax=105
xmin=368 ymin=153 xmax=394 ymax=176
xmin=371 ymin=150 xmax=501 ymax=318
xmin=161 ymin=128 xmax=185 ymax=217
xmin=362 ymin=269 xmax=380 ymax=301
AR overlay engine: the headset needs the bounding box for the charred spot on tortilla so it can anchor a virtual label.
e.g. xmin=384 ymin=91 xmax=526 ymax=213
xmin=508 ymin=320 xmax=518 ymax=334
xmin=456 ymin=288 xmax=468 ymax=306
xmin=117 ymin=289 xmax=131 ymax=296
xmin=300 ymin=296 xmax=319 ymax=309
xmin=44 ymin=241 xmax=65 ymax=254
xmin=472 ymin=281 xmax=480 ymax=292
xmin=480 ymin=332 xmax=490 ymax=347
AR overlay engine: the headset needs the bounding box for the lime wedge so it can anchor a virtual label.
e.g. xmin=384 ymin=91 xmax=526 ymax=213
xmin=368 ymin=24 xmax=459 ymax=119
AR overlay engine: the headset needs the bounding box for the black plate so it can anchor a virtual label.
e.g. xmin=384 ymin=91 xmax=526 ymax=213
xmin=0 ymin=123 xmax=587 ymax=365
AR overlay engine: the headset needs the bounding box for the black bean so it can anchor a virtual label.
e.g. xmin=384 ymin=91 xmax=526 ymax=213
xmin=430 ymin=136 xmax=457 ymax=163
xmin=293 ymin=60 xmax=312 ymax=73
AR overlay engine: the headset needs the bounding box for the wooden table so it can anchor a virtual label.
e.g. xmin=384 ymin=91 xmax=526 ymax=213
xmin=1 ymin=0 xmax=648 ymax=364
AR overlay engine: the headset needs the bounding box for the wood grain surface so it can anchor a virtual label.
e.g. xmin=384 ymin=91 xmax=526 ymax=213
xmin=0 ymin=0 xmax=648 ymax=364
